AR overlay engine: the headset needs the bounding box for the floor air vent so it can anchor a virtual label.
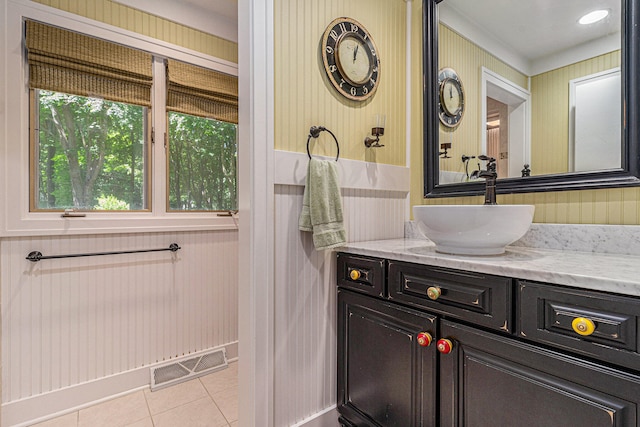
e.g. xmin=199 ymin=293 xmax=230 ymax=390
xmin=150 ymin=348 xmax=227 ymax=391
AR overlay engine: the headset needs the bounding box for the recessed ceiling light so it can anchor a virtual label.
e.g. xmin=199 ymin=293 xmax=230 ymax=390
xmin=579 ymin=10 xmax=609 ymax=25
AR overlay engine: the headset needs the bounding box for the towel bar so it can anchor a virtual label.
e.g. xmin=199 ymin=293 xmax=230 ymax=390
xmin=26 ymin=243 xmax=181 ymax=262
xmin=306 ymin=126 xmax=340 ymax=161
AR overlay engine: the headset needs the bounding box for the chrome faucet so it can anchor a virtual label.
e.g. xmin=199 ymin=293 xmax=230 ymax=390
xmin=478 ymin=155 xmax=497 ymax=205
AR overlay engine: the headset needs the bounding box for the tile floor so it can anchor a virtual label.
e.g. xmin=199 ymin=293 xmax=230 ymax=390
xmin=30 ymin=361 xmax=238 ymax=427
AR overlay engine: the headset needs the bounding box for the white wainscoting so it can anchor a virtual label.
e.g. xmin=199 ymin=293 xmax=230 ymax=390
xmin=273 ymin=150 xmax=409 ymax=426
xmin=1 ymin=229 xmax=238 ymax=426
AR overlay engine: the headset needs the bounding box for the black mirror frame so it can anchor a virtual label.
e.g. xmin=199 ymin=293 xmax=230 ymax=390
xmin=423 ymin=0 xmax=640 ymax=198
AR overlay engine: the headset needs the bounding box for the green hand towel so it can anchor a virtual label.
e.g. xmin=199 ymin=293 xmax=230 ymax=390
xmin=299 ymin=158 xmax=347 ymax=250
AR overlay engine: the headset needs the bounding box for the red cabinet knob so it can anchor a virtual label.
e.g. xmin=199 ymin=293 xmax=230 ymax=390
xmin=436 ymin=338 xmax=453 ymax=354
xmin=417 ymin=332 xmax=433 ymax=347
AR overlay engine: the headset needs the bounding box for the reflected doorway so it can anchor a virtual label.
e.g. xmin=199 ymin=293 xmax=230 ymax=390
xmin=481 ymin=67 xmax=531 ymax=178
xmin=486 ymin=99 xmax=508 ymax=178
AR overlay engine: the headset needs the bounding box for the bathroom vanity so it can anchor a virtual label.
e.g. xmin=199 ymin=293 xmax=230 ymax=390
xmin=336 ymin=239 xmax=640 ymax=427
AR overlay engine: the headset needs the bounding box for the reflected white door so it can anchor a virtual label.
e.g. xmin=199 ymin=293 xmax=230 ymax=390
xmin=569 ymin=68 xmax=621 ymax=172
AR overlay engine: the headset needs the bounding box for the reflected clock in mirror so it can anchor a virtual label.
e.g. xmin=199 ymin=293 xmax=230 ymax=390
xmin=438 ymin=67 xmax=465 ymax=128
xmin=422 ymin=0 xmax=640 ymax=198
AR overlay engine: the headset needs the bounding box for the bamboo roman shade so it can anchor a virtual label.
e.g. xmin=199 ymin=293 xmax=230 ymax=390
xmin=166 ymin=59 xmax=238 ymax=124
xmin=26 ymin=20 xmax=153 ymax=107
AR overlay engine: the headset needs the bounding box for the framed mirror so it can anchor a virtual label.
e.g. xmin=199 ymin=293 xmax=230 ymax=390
xmin=423 ymin=0 xmax=640 ymax=198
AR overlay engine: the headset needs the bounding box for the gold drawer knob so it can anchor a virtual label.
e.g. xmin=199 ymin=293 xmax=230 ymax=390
xmin=571 ymin=317 xmax=596 ymax=336
xmin=427 ymin=286 xmax=441 ymax=300
xmin=349 ymin=269 xmax=361 ymax=281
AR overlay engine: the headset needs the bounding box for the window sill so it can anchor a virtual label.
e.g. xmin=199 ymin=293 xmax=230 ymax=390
xmin=1 ymin=212 xmax=239 ymax=237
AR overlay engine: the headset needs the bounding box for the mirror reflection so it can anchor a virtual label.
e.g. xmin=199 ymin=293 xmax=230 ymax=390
xmin=436 ymin=0 xmax=621 ymax=185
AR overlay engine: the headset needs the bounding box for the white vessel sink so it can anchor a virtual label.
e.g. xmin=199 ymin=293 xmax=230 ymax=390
xmin=413 ymin=205 xmax=535 ymax=255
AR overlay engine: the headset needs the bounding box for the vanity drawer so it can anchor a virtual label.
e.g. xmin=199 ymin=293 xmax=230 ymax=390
xmin=388 ymin=261 xmax=513 ymax=332
xmin=337 ymin=253 xmax=385 ymax=297
xmin=518 ymin=281 xmax=640 ymax=372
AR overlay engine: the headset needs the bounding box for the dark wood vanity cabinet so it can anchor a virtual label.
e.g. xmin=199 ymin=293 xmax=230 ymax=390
xmin=439 ymin=319 xmax=640 ymax=427
xmin=337 ymin=289 xmax=438 ymax=426
xmin=337 ymin=253 xmax=640 ymax=427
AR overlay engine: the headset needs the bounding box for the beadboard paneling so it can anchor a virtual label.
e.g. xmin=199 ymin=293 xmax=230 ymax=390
xmin=409 ymin=3 xmax=639 ymax=226
xmin=273 ymin=184 xmax=406 ymax=426
xmin=1 ymin=230 xmax=238 ymax=406
xmin=531 ymin=51 xmax=620 ymax=176
xmin=273 ymin=0 xmax=407 ymax=166
xmin=437 ymin=24 xmax=528 ymax=180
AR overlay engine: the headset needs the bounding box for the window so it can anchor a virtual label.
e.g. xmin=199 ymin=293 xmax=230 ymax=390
xmin=168 ymin=113 xmax=237 ymax=211
xmin=33 ymin=90 xmax=148 ymax=211
xmin=25 ymin=20 xmax=238 ymax=214
xmin=165 ymin=59 xmax=239 ymax=212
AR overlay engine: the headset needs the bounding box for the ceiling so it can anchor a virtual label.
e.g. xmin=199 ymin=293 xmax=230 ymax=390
xmin=440 ymin=0 xmax=621 ymax=75
xmin=180 ymin=0 xmax=237 ymax=20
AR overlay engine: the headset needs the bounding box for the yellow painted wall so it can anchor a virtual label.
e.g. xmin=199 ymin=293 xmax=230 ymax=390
xmin=31 ymin=0 xmax=238 ymax=63
xmin=410 ymin=4 xmax=639 ymax=226
xmin=409 ymin=0 xmax=425 ymax=208
xmin=531 ymin=51 xmax=621 ymax=175
xmin=431 ymin=25 xmax=620 ymax=179
xmin=273 ymin=0 xmax=406 ymax=165
xmin=437 ymin=24 xmax=528 ymax=177
xmin=37 ymin=0 xmax=639 ymax=226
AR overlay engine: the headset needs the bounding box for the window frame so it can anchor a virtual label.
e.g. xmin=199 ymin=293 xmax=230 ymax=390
xmin=1 ymin=1 xmax=239 ymax=236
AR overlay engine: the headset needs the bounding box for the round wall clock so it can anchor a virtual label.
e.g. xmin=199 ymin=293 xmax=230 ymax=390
xmin=438 ymin=67 xmax=465 ymax=128
xmin=321 ymin=17 xmax=380 ymax=101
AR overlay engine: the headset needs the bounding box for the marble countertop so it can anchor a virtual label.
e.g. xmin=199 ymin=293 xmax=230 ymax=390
xmin=340 ymin=239 xmax=640 ymax=297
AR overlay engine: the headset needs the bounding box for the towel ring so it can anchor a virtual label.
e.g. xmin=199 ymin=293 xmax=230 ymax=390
xmin=306 ymin=126 xmax=340 ymax=161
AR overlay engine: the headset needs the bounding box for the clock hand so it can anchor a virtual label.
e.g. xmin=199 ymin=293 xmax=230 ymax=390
xmin=449 ymin=85 xmax=453 ymax=99
xmin=353 ymin=45 xmax=358 ymax=62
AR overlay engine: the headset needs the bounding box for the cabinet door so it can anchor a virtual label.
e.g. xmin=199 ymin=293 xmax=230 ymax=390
xmin=338 ymin=289 xmax=438 ymax=427
xmin=439 ymin=319 xmax=640 ymax=427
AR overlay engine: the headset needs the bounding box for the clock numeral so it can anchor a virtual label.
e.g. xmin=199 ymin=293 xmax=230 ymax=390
xmin=371 ymin=48 xmax=376 ymax=57
xmin=339 ymin=22 xmax=347 ymax=34
xmin=362 ymin=86 xmax=369 ymax=95
xmin=329 ymin=30 xmax=339 ymax=41
xmin=350 ymin=87 xmax=357 ymax=96
xmin=350 ymin=23 xmax=359 ymax=33
xmin=329 ymin=65 xmax=337 ymax=73
xmin=339 ymin=79 xmax=346 ymax=88
xmin=325 ymin=46 xmax=334 ymax=54
xmin=369 ymin=78 xmax=376 ymax=87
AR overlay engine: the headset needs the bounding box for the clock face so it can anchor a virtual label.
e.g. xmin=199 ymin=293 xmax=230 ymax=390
xmin=438 ymin=68 xmax=465 ymax=128
xmin=442 ymin=80 xmax=462 ymax=115
xmin=336 ymin=34 xmax=371 ymax=85
xmin=322 ymin=17 xmax=380 ymax=101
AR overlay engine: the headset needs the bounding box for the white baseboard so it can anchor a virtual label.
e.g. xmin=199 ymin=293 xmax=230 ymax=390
xmin=291 ymin=405 xmax=339 ymax=427
xmin=2 ymin=341 xmax=238 ymax=427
